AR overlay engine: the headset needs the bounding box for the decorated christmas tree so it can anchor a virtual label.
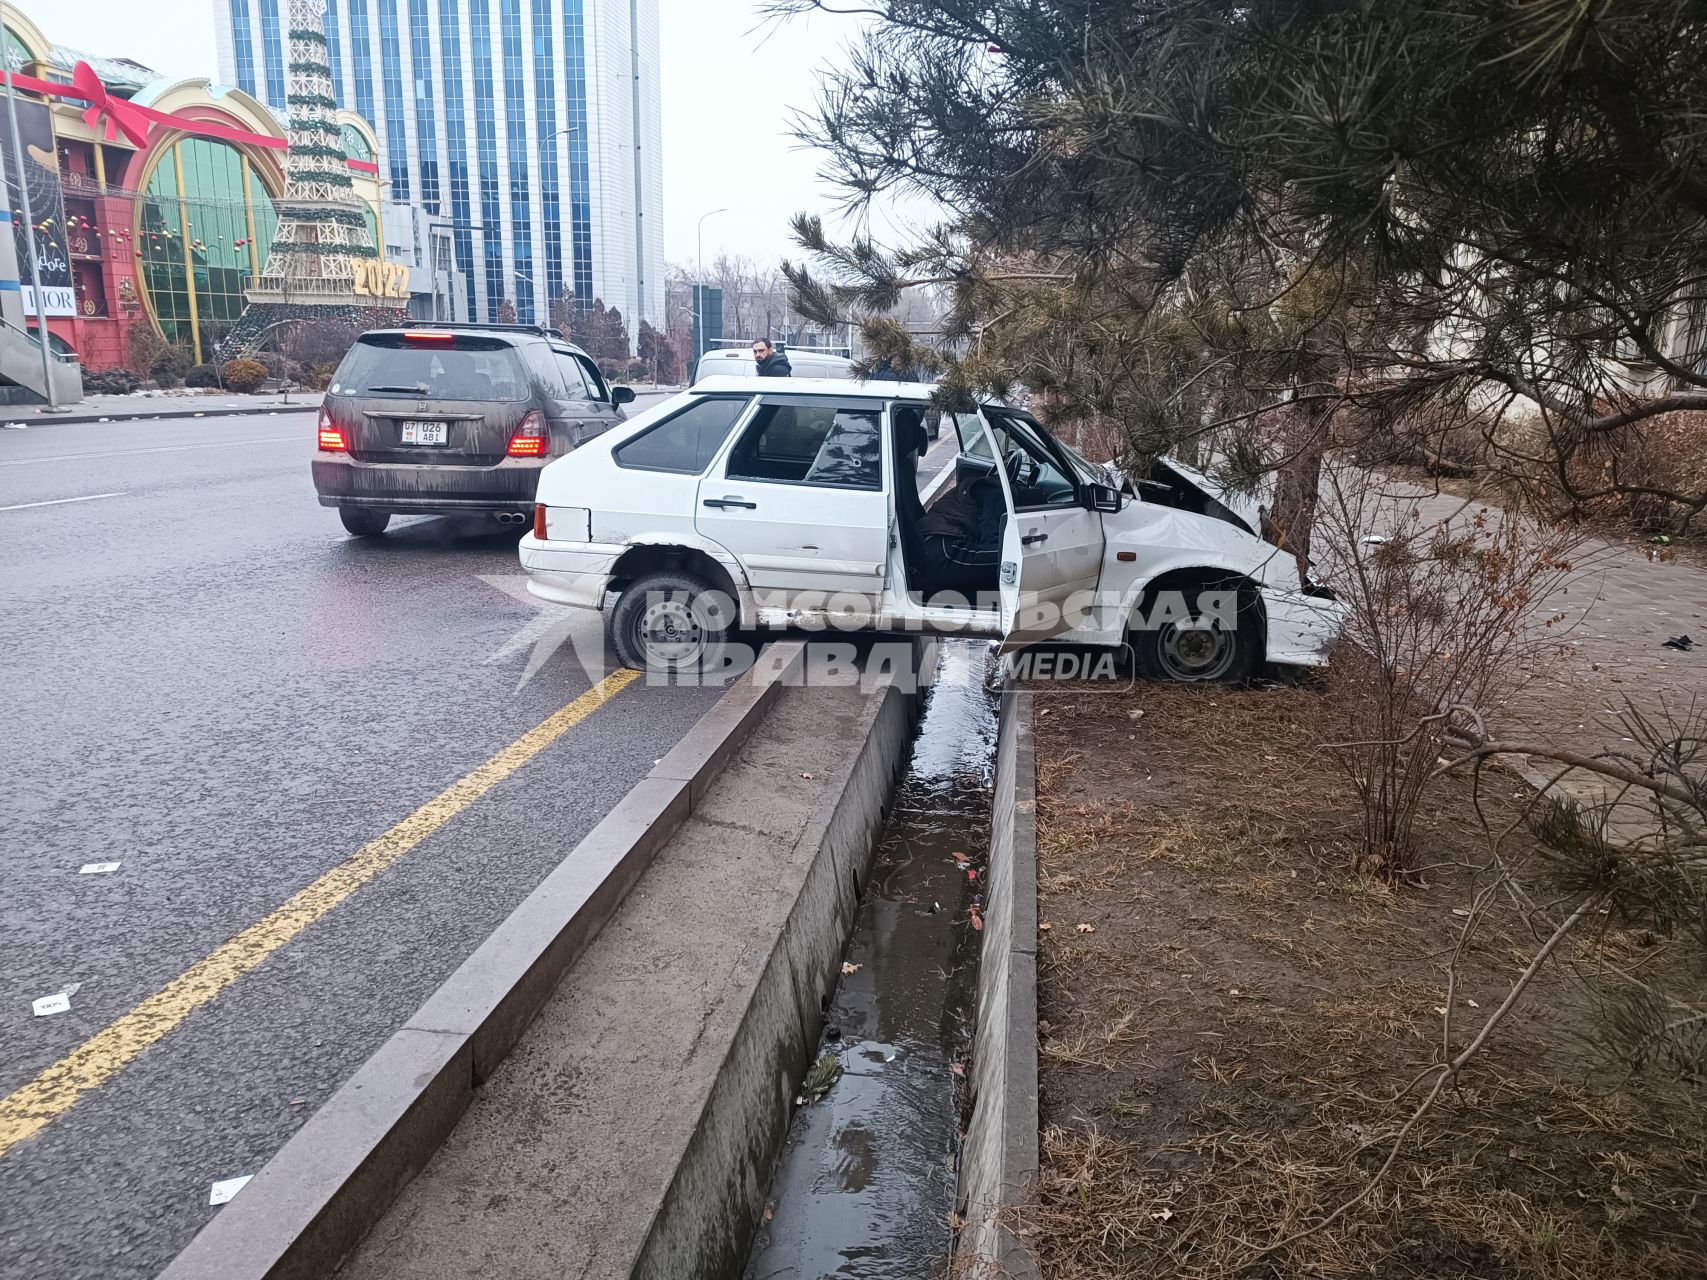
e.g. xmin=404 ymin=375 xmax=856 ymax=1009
xmin=225 ymin=0 xmax=407 ymax=355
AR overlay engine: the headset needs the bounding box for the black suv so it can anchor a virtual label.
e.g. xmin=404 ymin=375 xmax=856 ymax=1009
xmin=312 ymin=323 xmax=635 ymax=536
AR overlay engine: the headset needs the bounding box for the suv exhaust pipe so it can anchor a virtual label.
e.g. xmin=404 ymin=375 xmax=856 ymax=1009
xmin=494 ymin=511 xmax=529 ymax=525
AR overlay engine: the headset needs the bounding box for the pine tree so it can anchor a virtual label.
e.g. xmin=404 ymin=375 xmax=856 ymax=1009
xmin=775 ymin=0 xmax=1707 ymax=535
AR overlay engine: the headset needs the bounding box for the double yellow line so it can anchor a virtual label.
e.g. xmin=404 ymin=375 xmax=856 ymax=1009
xmin=0 ymin=668 xmax=639 ymax=1160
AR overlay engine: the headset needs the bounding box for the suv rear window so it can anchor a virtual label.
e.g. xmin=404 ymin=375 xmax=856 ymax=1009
xmin=332 ymin=334 xmax=530 ymax=401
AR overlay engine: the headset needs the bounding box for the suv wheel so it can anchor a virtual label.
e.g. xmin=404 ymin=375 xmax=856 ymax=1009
xmin=339 ymin=507 xmax=391 ymax=537
xmin=607 ymin=569 xmax=736 ymax=673
xmin=1132 ymin=582 xmax=1260 ymax=684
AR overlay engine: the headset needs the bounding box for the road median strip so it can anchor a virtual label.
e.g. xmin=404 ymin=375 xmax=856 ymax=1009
xmin=157 ymin=641 xmax=807 ymax=1280
xmin=0 ymin=668 xmax=640 ymax=1161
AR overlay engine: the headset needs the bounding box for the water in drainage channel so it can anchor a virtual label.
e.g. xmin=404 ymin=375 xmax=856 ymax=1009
xmin=743 ymin=641 xmax=999 ymax=1280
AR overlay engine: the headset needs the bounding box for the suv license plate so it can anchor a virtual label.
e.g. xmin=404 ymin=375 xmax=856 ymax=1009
xmin=401 ymin=420 xmax=449 ymax=446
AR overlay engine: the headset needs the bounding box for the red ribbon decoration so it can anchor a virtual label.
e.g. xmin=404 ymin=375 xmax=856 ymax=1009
xmin=3 ymin=61 xmax=288 ymax=152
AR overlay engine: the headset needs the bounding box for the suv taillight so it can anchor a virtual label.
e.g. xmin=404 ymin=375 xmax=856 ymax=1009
xmin=534 ymin=504 xmax=548 ymax=539
xmin=506 ymin=411 xmax=548 ymax=458
xmin=317 ymin=407 xmax=348 ymax=452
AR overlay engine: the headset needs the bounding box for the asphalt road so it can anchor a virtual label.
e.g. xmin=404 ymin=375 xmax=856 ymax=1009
xmin=0 ymin=396 xmax=719 ymax=1279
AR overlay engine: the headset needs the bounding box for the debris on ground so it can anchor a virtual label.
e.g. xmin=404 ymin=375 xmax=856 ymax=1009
xmin=207 ymin=1175 xmax=252 ymax=1205
xmin=797 ymin=1053 xmax=843 ymax=1105
xmin=1662 ymin=634 xmax=1694 ymax=651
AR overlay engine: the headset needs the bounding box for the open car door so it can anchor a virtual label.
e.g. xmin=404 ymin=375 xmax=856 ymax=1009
xmin=954 ymin=409 xmax=1106 ymax=651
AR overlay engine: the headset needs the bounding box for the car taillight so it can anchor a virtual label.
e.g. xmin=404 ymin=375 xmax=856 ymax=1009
xmin=317 ymin=408 xmax=348 ymax=452
xmin=506 ymin=410 xmax=548 ymax=458
xmin=534 ymin=504 xmax=548 ymax=539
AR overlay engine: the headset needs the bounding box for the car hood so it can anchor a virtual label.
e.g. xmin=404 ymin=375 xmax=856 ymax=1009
xmin=1100 ymin=472 xmax=1299 ymax=591
xmin=1155 ymin=455 xmax=1265 ymax=533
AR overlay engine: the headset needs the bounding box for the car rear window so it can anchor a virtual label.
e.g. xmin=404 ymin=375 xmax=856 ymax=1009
xmin=332 ymin=334 xmax=530 ymax=401
xmin=613 ymin=396 xmax=751 ymax=474
xmin=725 ymin=401 xmax=883 ymax=489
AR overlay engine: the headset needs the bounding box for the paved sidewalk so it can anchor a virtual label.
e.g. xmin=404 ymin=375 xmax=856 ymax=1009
xmin=1369 ymin=475 xmax=1706 ymax=814
xmin=5 ymin=383 xmax=687 ymax=427
xmin=4 ymin=391 xmax=316 ymax=425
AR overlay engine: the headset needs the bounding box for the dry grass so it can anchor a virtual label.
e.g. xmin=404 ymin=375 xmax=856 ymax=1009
xmin=1018 ymin=680 xmax=1707 ymax=1280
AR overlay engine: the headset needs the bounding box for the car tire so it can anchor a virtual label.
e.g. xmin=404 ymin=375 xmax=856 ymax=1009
xmin=339 ymin=507 xmax=391 ymax=537
xmin=606 ymin=569 xmax=738 ymax=674
xmin=1131 ymin=581 xmax=1260 ymax=684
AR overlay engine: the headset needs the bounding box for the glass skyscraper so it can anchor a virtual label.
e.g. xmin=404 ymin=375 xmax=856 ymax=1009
xmin=215 ymin=0 xmax=663 ymax=331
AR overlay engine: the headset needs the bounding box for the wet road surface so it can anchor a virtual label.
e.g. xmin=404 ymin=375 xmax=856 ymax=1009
xmin=0 ymin=403 xmax=721 ymax=1279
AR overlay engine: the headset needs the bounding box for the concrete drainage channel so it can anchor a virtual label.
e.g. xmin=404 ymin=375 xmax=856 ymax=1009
xmin=158 ymin=637 xmax=1042 ymax=1280
xmin=743 ymin=641 xmax=997 ymax=1278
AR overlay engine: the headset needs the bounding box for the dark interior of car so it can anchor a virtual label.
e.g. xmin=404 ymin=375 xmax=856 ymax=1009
xmin=891 ymin=411 xmax=1003 ymax=603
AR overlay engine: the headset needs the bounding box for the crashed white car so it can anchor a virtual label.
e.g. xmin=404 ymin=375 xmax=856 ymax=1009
xmin=519 ymin=378 xmax=1343 ymax=679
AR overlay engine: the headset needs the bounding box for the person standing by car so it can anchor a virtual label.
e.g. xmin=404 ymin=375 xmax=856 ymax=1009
xmin=752 ymin=340 xmax=792 ymax=377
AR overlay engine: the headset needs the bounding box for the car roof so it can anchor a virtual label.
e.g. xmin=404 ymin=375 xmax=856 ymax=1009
xmin=360 ymin=326 xmax=592 ymax=357
xmin=692 ymin=375 xmax=944 ymax=399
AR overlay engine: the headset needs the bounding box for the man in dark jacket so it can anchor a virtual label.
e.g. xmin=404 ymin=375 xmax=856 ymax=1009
xmin=752 ymin=340 xmax=792 ymax=377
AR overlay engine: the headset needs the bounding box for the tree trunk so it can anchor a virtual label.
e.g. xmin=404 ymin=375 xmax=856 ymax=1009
xmin=1266 ymin=399 xmax=1330 ymax=579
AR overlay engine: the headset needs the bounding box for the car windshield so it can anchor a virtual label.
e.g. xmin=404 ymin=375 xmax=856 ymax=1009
xmin=1007 ymin=410 xmax=1104 ymax=485
xmin=332 ymin=335 xmax=531 ymax=401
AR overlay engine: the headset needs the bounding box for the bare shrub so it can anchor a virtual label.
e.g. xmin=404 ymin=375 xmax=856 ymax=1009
xmin=1313 ymin=463 xmax=1582 ymax=873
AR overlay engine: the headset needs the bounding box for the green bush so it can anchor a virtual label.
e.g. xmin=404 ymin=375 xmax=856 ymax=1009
xmin=299 ymin=361 xmax=338 ymax=390
xmin=221 ymin=358 xmax=269 ymax=394
xmin=185 ymin=363 xmax=222 ymax=389
xmin=149 ymin=346 xmax=193 ymax=389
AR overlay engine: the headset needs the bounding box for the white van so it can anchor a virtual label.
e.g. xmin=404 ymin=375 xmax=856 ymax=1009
xmin=518 ymin=378 xmax=1344 ymax=680
xmin=692 ymin=347 xmax=859 ymax=385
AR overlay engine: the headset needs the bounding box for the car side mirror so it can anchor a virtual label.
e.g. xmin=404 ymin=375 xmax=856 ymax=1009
xmin=1084 ymin=481 xmax=1122 ymax=513
xmin=611 ymin=385 xmax=636 ymax=405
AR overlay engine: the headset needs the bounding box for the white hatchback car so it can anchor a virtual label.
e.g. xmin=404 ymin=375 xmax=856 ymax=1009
xmin=519 ymin=378 xmax=1343 ymax=679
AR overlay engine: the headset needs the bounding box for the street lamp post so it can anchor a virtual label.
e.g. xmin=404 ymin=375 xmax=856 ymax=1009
xmin=2 ymin=65 xmax=63 ymax=412
xmin=695 ymin=207 xmax=726 ymax=365
xmin=536 ymin=126 xmax=578 ymax=327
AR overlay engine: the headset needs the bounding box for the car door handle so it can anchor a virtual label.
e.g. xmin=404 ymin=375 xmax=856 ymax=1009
xmin=703 ymin=496 xmax=758 ymax=510
xmin=1021 ymin=532 xmax=1048 ymax=545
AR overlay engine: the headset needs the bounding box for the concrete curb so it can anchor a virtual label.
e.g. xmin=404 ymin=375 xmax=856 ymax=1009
xmin=12 ymin=403 xmax=319 ymax=425
xmin=955 ymin=685 xmax=1041 ymax=1279
xmin=158 ymin=643 xmax=807 ymax=1280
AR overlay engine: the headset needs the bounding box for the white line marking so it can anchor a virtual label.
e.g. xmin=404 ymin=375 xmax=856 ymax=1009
xmin=0 ymin=436 xmax=301 ymax=466
xmin=0 ymin=492 xmax=125 ymax=512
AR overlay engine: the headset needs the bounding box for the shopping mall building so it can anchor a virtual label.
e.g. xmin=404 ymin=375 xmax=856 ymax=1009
xmin=0 ymin=1 xmax=410 ymax=370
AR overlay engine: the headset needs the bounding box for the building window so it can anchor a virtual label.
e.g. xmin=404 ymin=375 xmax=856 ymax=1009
xmin=258 ymin=0 xmax=287 ymax=105
xmin=500 ymin=0 xmax=531 ymax=321
xmin=563 ymin=0 xmax=591 ymax=308
xmin=439 ymin=0 xmax=475 ymax=320
xmin=470 ymin=0 xmax=503 ymax=319
xmin=347 ymin=0 xmax=376 ymax=127
xmin=228 ymin=3 xmax=257 ymax=97
xmin=531 ymin=0 xmax=561 ymax=322
xmin=2 ymin=25 xmax=32 ymax=74
xmin=137 ymin=140 xmax=279 ymax=360
xmin=377 ymin=0 xmax=410 ymax=201
xmin=408 ymin=0 xmax=439 ymax=211
xmin=340 ymin=123 xmax=374 ymax=163
xmin=326 ymin=0 xmax=346 ymax=106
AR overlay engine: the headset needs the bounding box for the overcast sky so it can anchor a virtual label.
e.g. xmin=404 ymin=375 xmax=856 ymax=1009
xmin=48 ymin=0 xmax=929 ymax=271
